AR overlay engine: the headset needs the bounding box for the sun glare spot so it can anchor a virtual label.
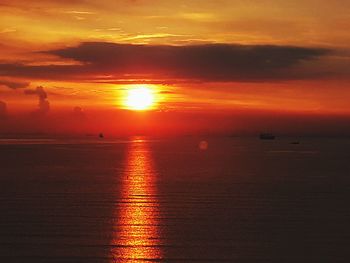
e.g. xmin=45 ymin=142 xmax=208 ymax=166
xmin=125 ymin=86 xmax=155 ymax=111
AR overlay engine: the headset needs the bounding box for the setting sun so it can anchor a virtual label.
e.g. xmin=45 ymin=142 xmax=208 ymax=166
xmin=125 ymin=86 xmax=155 ymax=111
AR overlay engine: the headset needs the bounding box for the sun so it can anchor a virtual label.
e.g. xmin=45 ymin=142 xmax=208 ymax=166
xmin=125 ymin=86 xmax=155 ymax=111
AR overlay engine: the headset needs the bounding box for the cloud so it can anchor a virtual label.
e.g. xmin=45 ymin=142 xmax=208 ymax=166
xmin=24 ymin=86 xmax=50 ymax=116
xmin=0 ymin=0 xmax=89 ymax=6
xmin=0 ymin=79 xmax=29 ymax=89
xmin=159 ymin=90 xmax=176 ymax=94
xmin=0 ymin=101 xmax=7 ymax=119
xmin=0 ymin=42 xmax=331 ymax=83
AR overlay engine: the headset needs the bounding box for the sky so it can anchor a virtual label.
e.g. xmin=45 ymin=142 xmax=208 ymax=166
xmin=0 ymin=0 xmax=350 ymax=136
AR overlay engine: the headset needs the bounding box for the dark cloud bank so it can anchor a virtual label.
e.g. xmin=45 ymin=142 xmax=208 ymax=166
xmin=0 ymin=42 xmax=330 ymax=82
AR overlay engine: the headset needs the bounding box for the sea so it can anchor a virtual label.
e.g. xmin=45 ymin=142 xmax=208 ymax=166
xmin=0 ymin=136 xmax=349 ymax=262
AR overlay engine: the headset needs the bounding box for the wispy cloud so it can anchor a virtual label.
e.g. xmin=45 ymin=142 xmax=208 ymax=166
xmin=0 ymin=79 xmax=29 ymax=89
xmin=63 ymin=10 xmax=96 ymax=15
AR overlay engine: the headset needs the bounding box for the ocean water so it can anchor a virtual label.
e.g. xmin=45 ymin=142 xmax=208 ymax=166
xmin=0 ymin=137 xmax=349 ymax=262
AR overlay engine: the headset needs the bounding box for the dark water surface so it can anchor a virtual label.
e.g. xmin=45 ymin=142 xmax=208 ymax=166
xmin=0 ymin=137 xmax=349 ymax=262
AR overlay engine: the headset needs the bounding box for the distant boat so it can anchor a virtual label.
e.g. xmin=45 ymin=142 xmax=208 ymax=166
xmin=259 ymin=133 xmax=275 ymax=140
xmin=99 ymin=133 xmax=104 ymax=139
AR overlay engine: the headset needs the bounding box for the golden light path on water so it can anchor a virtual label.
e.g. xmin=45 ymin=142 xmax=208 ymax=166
xmin=110 ymin=138 xmax=162 ymax=262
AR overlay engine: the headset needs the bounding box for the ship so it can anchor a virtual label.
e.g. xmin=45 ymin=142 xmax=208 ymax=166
xmin=259 ymin=133 xmax=276 ymax=140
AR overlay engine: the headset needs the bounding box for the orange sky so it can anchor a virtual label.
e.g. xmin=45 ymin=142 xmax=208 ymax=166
xmin=1 ymin=0 xmax=350 ymax=135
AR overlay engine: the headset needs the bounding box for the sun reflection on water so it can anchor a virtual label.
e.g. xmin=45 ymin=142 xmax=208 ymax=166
xmin=111 ymin=138 xmax=162 ymax=262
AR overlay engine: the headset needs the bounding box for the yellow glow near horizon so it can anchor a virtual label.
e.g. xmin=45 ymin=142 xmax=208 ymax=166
xmin=125 ymin=86 xmax=155 ymax=110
